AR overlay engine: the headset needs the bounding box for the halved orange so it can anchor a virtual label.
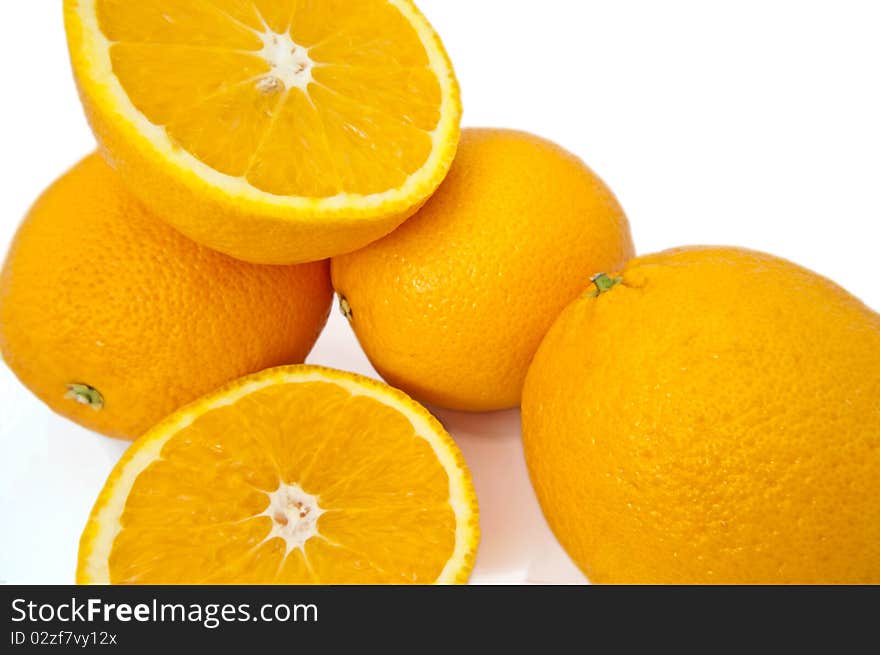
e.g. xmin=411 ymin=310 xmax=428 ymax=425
xmin=64 ymin=0 xmax=461 ymax=264
xmin=77 ymin=365 xmax=479 ymax=584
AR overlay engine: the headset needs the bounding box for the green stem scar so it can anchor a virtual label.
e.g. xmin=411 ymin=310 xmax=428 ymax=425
xmin=587 ymin=273 xmax=623 ymax=298
xmin=337 ymin=294 xmax=353 ymax=322
xmin=65 ymin=383 xmax=104 ymax=411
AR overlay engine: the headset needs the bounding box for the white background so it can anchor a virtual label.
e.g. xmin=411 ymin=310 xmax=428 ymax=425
xmin=1 ymin=0 xmax=878 ymax=584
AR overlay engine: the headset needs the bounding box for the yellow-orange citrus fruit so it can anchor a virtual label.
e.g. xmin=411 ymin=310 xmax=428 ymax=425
xmin=523 ymin=246 xmax=880 ymax=584
xmin=332 ymin=128 xmax=634 ymax=411
xmin=0 ymin=154 xmax=332 ymax=440
xmin=64 ymin=0 xmax=461 ymax=264
xmin=77 ymin=365 xmax=479 ymax=584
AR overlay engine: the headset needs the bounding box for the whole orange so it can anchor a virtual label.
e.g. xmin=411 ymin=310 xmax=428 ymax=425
xmin=522 ymin=246 xmax=880 ymax=583
xmin=331 ymin=128 xmax=634 ymax=411
xmin=0 ymin=154 xmax=332 ymax=440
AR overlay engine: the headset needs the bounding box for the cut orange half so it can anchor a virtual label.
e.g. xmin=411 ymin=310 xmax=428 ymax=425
xmin=77 ymin=365 xmax=479 ymax=584
xmin=64 ymin=0 xmax=462 ymax=264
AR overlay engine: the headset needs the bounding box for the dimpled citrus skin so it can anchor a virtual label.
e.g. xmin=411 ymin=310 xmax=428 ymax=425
xmin=522 ymin=246 xmax=880 ymax=584
xmin=331 ymin=128 xmax=634 ymax=411
xmin=0 ymin=154 xmax=332 ymax=440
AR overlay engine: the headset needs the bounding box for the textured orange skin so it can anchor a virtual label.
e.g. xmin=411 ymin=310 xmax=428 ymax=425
xmin=0 ymin=154 xmax=332 ymax=440
xmin=332 ymin=128 xmax=634 ymax=411
xmin=522 ymin=246 xmax=880 ymax=584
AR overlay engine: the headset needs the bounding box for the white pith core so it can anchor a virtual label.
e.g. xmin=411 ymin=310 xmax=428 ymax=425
xmin=256 ymin=31 xmax=313 ymax=92
xmin=259 ymin=482 xmax=324 ymax=554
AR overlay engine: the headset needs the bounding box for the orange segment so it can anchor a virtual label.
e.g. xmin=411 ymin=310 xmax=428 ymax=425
xmin=309 ymin=84 xmax=433 ymax=194
xmin=251 ymin=0 xmax=298 ymax=33
xmin=96 ymin=0 xmax=263 ymax=48
xmin=287 ymin=0 xmax=419 ymax=49
xmin=312 ymin=65 xmax=442 ymax=130
xmin=307 ymin=14 xmax=430 ymax=67
xmin=246 ymin=89 xmax=342 ymax=197
xmin=316 ymin=505 xmax=456 ymax=581
xmin=77 ymin=366 xmax=479 ymax=585
xmin=204 ymin=0 xmax=266 ymax=31
xmin=107 ymin=44 xmax=270 ymax=127
xmin=163 ymin=77 xmax=285 ymax=177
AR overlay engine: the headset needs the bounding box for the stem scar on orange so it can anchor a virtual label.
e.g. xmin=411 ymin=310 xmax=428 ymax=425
xmin=0 ymin=154 xmax=333 ymax=440
xmin=523 ymin=246 xmax=880 ymax=584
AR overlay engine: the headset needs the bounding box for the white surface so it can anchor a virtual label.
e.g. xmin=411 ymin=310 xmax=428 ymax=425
xmin=1 ymin=0 xmax=879 ymax=585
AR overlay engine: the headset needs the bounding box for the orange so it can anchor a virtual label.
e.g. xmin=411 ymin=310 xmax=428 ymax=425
xmin=77 ymin=365 xmax=479 ymax=584
xmin=332 ymin=128 xmax=634 ymax=411
xmin=522 ymin=246 xmax=880 ymax=584
xmin=64 ymin=0 xmax=461 ymax=264
xmin=0 ymin=154 xmax=332 ymax=440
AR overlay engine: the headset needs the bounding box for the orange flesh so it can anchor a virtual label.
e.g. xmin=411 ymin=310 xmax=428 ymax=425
xmin=108 ymin=381 xmax=456 ymax=583
xmin=96 ymin=0 xmax=440 ymax=196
